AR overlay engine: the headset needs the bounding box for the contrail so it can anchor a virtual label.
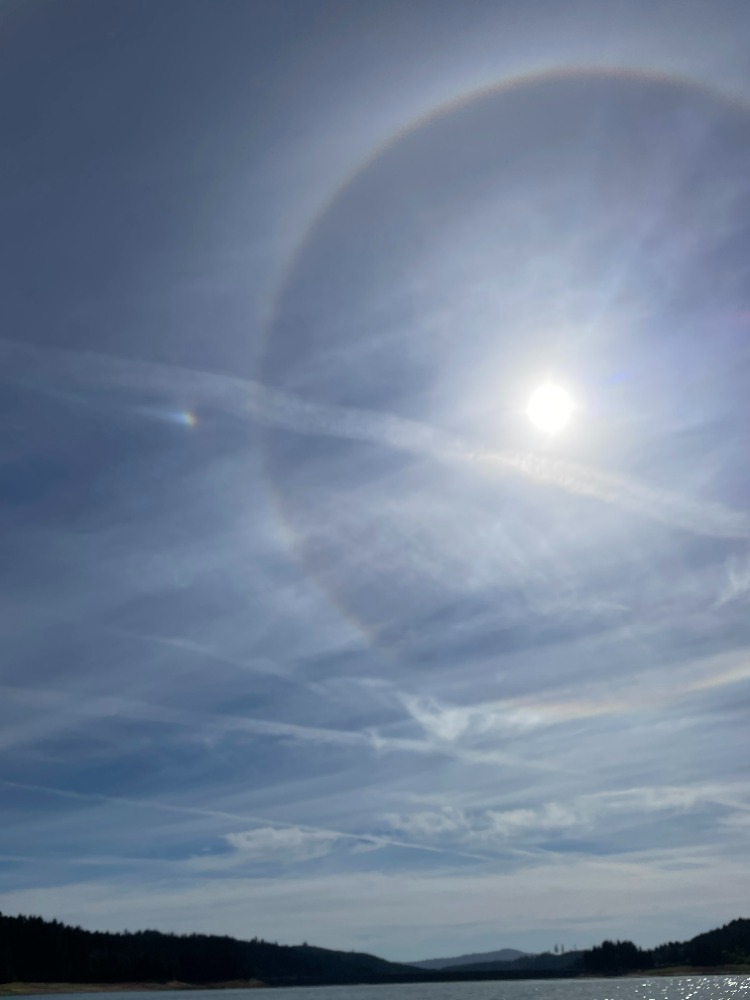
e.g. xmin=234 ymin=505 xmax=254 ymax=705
xmin=0 ymin=778 xmax=491 ymax=862
xmin=2 ymin=337 xmax=748 ymax=539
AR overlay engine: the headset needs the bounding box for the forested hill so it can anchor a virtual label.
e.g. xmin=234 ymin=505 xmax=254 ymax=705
xmin=2 ymin=911 xmax=749 ymax=986
xmin=583 ymin=918 xmax=750 ymax=974
xmin=0 ymin=912 xmax=417 ymax=986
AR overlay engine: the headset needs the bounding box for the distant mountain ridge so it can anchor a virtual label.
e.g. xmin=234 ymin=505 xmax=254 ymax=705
xmin=449 ymin=950 xmax=583 ymax=973
xmin=411 ymin=948 xmax=527 ymax=970
xmin=412 ymin=918 xmax=750 ymax=976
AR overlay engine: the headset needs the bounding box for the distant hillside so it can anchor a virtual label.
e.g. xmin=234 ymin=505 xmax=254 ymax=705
xmin=447 ymin=950 xmax=583 ymax=973
xmin=0 ymin=913 xmax=417 ymax=987
xmin=411 ymin=948 xmax=527 ymax=970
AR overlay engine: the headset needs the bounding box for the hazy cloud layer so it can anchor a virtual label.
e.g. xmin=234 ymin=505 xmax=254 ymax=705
xmin=1 ymin=0 xmax=749 ymax=963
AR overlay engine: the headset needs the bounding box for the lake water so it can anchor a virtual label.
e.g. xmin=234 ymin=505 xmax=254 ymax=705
xmin=26 ymin=978 xmax=750 ymax=1000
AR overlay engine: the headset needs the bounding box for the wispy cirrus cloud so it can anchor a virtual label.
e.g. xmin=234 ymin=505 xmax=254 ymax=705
xmin=188 ymin=826 xmax=345 ymax=868
xmin=226 ymin=826 xmax=341 ymax=862
xmin=715 ymin=553 xmax=750 ymax=607
xmin=385 ymin=782 xmax=750 ymax=850
xmin=399 ymin=643 xmax=750 ymax=743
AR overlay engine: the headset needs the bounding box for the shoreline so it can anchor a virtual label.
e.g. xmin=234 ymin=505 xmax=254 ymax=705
xmin=0 ymin=984 xmax=266 ymax=996
xmin=628 ymin=965 xmax=750 ymax=977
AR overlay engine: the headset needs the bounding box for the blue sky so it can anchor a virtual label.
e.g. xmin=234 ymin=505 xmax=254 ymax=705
xmin=1 ymin=0 xmax=750 ymax=963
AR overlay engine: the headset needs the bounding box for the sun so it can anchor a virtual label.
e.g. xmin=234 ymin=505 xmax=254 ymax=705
xmin=526 ymin=382 xmax=575 ymax=434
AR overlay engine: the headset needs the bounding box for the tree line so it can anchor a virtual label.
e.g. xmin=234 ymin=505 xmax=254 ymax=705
xmin=582 ymin=918 xmax=750 ymax=975
xmin=0 ymin=911 xmax=747 ymax=984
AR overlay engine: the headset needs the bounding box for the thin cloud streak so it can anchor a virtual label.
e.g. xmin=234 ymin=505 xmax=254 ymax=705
xmin=3 ymin=338 xmax=748 ymax=540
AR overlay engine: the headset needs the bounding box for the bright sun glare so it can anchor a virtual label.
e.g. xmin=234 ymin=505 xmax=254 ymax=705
xmin=526 ymin=382 xmax=575 ymax=435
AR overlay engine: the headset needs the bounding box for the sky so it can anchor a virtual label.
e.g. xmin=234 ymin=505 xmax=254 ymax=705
xmin=1 ymin=0 xmax=750 ymax=964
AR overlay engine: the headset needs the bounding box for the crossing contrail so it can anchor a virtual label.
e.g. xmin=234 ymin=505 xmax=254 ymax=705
xmin=2 ymin=337 xmax=748 ymax=540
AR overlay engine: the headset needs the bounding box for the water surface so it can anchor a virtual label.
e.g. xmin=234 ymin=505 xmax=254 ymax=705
xmin=30 ymin=976 xmax=750 ymax=1000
